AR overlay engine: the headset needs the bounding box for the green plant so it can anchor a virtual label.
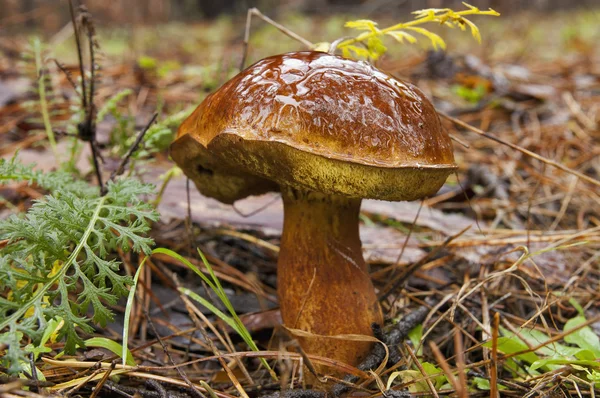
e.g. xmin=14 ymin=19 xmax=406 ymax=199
xmin=453 ymin=83 xmax=488 ymax=103
xmin=152 ymin=248 xmax=277 ymax=380
xmin=19 ymin=37 xmax=65 ymax=160
xmin=0 ymin=156 xmax=158 ymax=374
xmin=482 ymin=311 xmax=600 ymax=387
xmin=323 ymin=3 xmax=499 ymax=60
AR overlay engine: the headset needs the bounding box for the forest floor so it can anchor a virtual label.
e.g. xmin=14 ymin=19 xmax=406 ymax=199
xmin=1 ymin=5 xmax=600 ymax=397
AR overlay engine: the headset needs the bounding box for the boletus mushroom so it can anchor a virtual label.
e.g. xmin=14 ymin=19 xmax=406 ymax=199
xmin=171 ymin=51 xmax=456 ymax=371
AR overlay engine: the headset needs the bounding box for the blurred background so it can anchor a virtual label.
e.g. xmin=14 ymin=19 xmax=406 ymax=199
xmin=0 ymin=0 xmax=597 ymax=31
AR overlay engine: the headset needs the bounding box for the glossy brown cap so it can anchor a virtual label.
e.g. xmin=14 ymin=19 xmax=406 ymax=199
xmin=171 ymin=51 xmax=456 ymax=203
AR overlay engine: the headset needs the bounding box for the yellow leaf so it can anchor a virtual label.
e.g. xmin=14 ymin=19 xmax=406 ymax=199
xmin=404 ymin=27 xmax=447 ymax=50
xmin=341 ymin=45 xmax=371 ymax=60
xmin=345 ymin=19 xmax=379 ymax=33
xmin=463 ymin=18 xmax=482 ymax=42
xmin=367 ymin=36 xmax=387 ymax=60
xmin=386 ymin=31 xmax=417 ymax=44
xmin=412 ymin=8 xmax=446 ymax=19
xmin=454 ymin=17 xmax=468 ymax=31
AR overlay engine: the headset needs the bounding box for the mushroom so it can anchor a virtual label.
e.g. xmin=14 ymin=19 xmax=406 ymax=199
xmin=170 ymin=51 xmax=456 ymax=370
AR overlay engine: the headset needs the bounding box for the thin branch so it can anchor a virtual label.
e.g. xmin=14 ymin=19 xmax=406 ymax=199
xmin=439 ymin=112 xmax=600 ymax=189
xmin=52 ymin=59 xmax=81 ymax=96
xmin=86 ymin=17 xmax=96 ymax=122
xmin=108 ymin=113 xmax=158 ymax=184
xmin=68 ymin=0 xmax=87 ymax=111
xmin=90 ymin=139 xmax=104 ymax=194
xmin=331 ymin=306 xmax=429 ymax=396
xmin=240 ymin=8 xmax=314 ymax=71
xmin=143 ymin=310 xmax=206 ymax=398
xmin=232 ymin=194 xmax=280 ymax=218
xmin=378 ymin=226 xmax=470 ymax=302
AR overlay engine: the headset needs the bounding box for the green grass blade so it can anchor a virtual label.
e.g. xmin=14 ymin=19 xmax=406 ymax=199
xmin=122 ymin=255 xmax=150 ymax=367
xmin=153 ymin=247 xmax=276 ymax=380
xmin=86 ymin=337 xmax=136 ymax=366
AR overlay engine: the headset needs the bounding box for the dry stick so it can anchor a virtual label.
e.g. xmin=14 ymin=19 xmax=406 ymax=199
xmin=215 ymin=229 xmax=280 ymax=253
xmin=429 ymin=341 xmax=459 ymax=395
xmin=331 ymin=305 xmax=429 ymax=397
xmin=90 ymin=140 xmax=105 ymax=194
xmin=232 ymin=194 xmax=280 ymax=218
xmin=174 ymin=276 xmax=250 ymax=398
xmin=378 ymin=226 xmax=470 ymax=302
xmin=109 ymin=113 xmax=158 ymax=182
xmin=0 ymin=376 xmax=52 ymax=389
xmin=453 ymin=330 xmax=467 ymax=398
xmin=69 ymin=0 xmax=87 ymax=113
xmin=258 ymin=390 xmax=325 ymax=398
xmin=240 ymin=8 xmax=314 ymax=71
xmin=143 ymin=310 xmax=207 ymax=398
xmin=454 ymin=170 xmax=485 ymax=236
xmin=146 ymin=379 xmax=169 ymax=398
xmin=53 ymin=59 xmax=80 ymax=95
xmin=381 ymin=199 xmax=423 ymax=293
xmin=526 ymin=176 xmax=543 ymax=250
xmin=63 ymin=366 xmax=107 ymax=396
xmin=185 ymin=178 xmax=195 ymax=258
xmin=404 ymin=343 xmax=440 ymax=398
xmin=89 ymin=361 xmax=117 ymax=398
xmin=439 ymin=112 xmax=600 ymax=189
xmin=478 ymin=264 xmax=492 ymax=391
xmin=549 ymin=175 xmax=578 ymax=231
xmin=490 ymin=312 xmax=500 ymax=398
xmin=28 ymin=353 xmax=40 ymax=393
xmin=82 ymin=7 xmax=105 ymax=193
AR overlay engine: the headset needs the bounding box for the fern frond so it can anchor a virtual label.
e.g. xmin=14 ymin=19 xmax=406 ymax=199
xmin=0 ymin=154 xmax=94 ymax=197
xmin=0 ymin=159 xmax=158 ymax=373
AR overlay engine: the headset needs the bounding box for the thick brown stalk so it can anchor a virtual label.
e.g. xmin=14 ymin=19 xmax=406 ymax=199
xmin=277 ymin=187 xmax=383 ymax=369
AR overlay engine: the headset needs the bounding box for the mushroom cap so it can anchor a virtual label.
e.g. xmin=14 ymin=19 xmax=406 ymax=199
xmin=171 ymin=51 xmax=456 ymax=204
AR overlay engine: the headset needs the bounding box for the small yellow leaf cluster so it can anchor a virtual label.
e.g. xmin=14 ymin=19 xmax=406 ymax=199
xmin=333 ymin=2 xmax=500 ymax=60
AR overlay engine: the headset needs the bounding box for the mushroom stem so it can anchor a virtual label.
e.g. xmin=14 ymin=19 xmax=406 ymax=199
xmin=278 ymin=186 xmax=383 ymax=368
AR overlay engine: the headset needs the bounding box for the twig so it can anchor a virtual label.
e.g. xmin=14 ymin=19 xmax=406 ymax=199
xmin=240 ymin=8 xmax=314 ymax=71
xmin=390 ymin=199 xmax=423 ymax=280
xmin=68 ymin=0 xmax=104 ymax=193
xmin=429 ymin=341 xmax=459 ymax=394
xmin=453 ymin=329 xmax=467 ymax=398
xmin=143 ymin=310 xmax=206 ymax=398
xmin=69 ymin=0 xmax=87 ymax=112
xmin=146 ymin=379 xmax=168 ymax=398
xmin=90 ymin=139 xmax=104 ymax=194
xmin=28 ymin=353 xmax=40 ymax=393
xmin=331 ymin=305 xmax=429 ymax=396
xmin=490 ymin=312 xmax=500 ymax=398
xmin=378 ymin=226 xmax=470 ymax=302
xmin=439 ymin=112 xmax=600 ymax=189
xmin=404 ymin=342 xmax=439 ymax=398
xmin=104 ymin=380 xmax=191 ymax=398
xmin=108 ymin=113 xmax=158 ymax=183
xmin=90 ymin=361 xmax=117 ymax=398
xmin=232 ymin=194 xmax=280 ymax=218
xmin=259 ymin=390 xmax=325 ymax=398
xmin=185 ymin=177 xmax=194 ymax=258
xmin=173 ymin=275 xmax=251 ymax=397
xmin=52 ymin=59 xmax=81 ymax=97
